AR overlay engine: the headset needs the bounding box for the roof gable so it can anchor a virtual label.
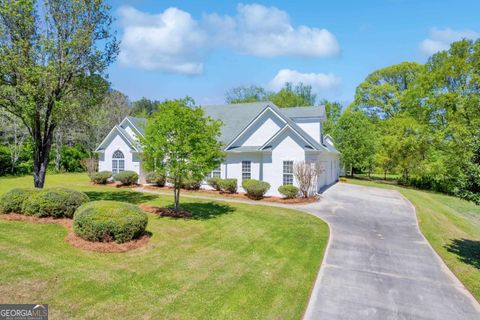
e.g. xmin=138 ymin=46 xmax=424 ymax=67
xmin=95 ymin=126 xmax=140 ymax=153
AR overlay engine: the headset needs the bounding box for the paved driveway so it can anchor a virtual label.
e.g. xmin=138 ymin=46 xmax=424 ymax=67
xmin=301 ymin=183 xmax=480 ymax=320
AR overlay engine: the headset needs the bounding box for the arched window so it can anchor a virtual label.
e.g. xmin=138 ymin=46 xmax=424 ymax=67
xmin=112 ymin=150 xmax=125 ymax=174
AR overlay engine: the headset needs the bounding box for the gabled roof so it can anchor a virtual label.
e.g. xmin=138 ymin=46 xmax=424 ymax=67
xmin=281 ymin=105 xmax=325 ymax=119
xmin=122 ymin=116 xmax=147 ymax=136
xmin=95 ymin=125 xmax=141 ymax=153
xmin=323 ymin=134 xmax=340 ymax=154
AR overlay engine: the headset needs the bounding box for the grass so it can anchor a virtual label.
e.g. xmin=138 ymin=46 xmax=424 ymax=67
xmin=346 ymin=177 xmax=480 ymax=301
xmin=0 ymin=173 xmax=328 ymax=319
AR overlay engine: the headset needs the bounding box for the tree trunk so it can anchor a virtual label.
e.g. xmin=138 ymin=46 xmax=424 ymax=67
xmin=173 ymin=185 xmax=181 ymax=211
xmin=384 ymin=170 xmax=387 ymax=180
xmin=33 ymin=137 xmax=53 ymax=188
xmin=350 ymin=164 xmax=354 ymax=177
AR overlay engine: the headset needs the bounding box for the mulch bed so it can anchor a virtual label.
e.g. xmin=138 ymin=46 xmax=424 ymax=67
xmin=139 ymin=204 xmax=192 ymax=218
xmin=142 ymin=185 xmax=319 ymax=204
xmin=89 ymin=182 xmax=140 ymax=189
xmin=0 ymin=213 xmax=150 ymax=253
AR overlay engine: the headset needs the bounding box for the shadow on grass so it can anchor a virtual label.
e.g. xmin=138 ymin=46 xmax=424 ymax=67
xmin=85 ymin=191 xmax=157 ymax=204
xmin=445 ymin=238 xmax=480 ymax=269
xmin=170 ymin=202 xmax=235 ymax=220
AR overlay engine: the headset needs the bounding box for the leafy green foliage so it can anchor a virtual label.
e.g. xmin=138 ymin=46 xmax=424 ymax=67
xmin=278 ymin=185 xmax=299 ymax=199
xmin=22 ymin=188 xmax=89 ymax=218
xmin=145 ymin=172 xmax=166 ymax=187
xmin=114 ymin=171 xmax=139 ymax=186
xmin=93 ymin=171 xmax=112 ymax=184
xmin=242 ymin=179 xmax=271 ymax=199
xmin=0 ymin=188 xmax=36 ymax=214
xmin=0 ymin=0 xmax=118 ymax=187
xmin=218 ymin=178 xmax=238 ymax=193
xmin=181 ymin=177 xmax=202 ymax=190
xmin=225 ymin=82 xmax=317 ymax=108
xmin=333 ymin=110 xmax=377 ymax=175
xmin=207 ymin=177 xmax=222 ymax=191
xmin=73 ymin=200 xmax=148 ymax=243
xmin=131 ymin=98 xmax=160 ymax=117
xmin=141 ymin=98 xmax=224 ymax=210
xmin=321 ymin=99 xmax=342 ymax=136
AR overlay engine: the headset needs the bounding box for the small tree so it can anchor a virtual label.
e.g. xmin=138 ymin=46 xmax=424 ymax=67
xmin=294 ymin=161 xmax=324 ymax=198
xmin=141 ymin=99 xmax=224 ymax=211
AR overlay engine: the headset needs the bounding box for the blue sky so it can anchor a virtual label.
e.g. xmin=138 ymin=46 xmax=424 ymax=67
xmin=106 ymin=0 xmax=480 ymax=106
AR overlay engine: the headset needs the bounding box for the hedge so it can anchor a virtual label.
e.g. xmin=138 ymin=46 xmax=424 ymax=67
xmin=114 ymin=171 xmax=138 ymax=185
xmin=181 ymin=178 xmax=202 ymax=190
xmin=207 ymin=177 xmax=222 ymax=191
xmin=219 ymin=178 xmax=238 ymax=193
xmin=0 ymin=188 xmax=37 ymax=214
xmin=22 ymin=188 xmax=90 ymax=218
xmin=242 ymin=179 xmax=270 ymax=199
xmin=93 ymin=171 xmax=112 ymax=184
xmin=146 ymin=172 xmax=166 ymax=187
xmin=73 ymin=201 xmax=148 ymax=243
xmin=278 ymin=185 xmax=299 ymax=199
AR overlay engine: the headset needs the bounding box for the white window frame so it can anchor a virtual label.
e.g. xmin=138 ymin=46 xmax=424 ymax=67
xmin=112 ymin=150 xmax=125 ymax=175
xmin=211 ymin=165 xmax=221 ymax=178
xmin=283 ymin=160 xmax=294 ymax=185
xmin=242 ymin=161 xmax=251 ymax=181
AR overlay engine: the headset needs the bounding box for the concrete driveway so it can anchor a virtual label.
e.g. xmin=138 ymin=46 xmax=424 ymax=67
xmin=301 ymin=183 xmax=480 ymax=320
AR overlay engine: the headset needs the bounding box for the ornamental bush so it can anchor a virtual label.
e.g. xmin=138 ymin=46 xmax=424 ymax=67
xmin=22 ymin=188 xmax=89 ymax=218
xmin=242 ymin=179 xmax=270 ymax=199
xmin=219 ymin=178 xmax=238 ymax=193
xmin=278 ymin=185 xmax=299 ymax=199
xmin=207 ymin=177 xmax=222 ymax=191
xmin=181 ymin=178 xmax=202 ymax=190
xmin=73 ymin=201 xmax=148 ymax=243
xmin=93 ymin=171 xmax=112 ymax=184
xmin=0 ymin=188 xmax=36 ymax=214
xmin=114 ymin=170 xmax=138 ymax=185
xmin=146 ymin=172 xmax=166 ymax=187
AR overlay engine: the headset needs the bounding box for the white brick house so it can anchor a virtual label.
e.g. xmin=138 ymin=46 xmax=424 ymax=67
xmin=96 ymin=102 xmax=340 ymax=196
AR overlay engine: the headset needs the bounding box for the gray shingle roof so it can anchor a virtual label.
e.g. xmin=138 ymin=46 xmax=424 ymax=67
xmin=121 ymin=102 xmax=332 ymax=153
xmin=281 ymin=105 xmax=325 ymax=118
xmin=125 ymin=116 xmax=147 ymax=135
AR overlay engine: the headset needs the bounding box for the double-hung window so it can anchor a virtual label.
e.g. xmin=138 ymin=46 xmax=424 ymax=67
xmin=242 ymin=161 xmax=251 ymax=180
xmin=283 ymin=161 xmax=294 ymax=185
xmin=211 ymin=165 xmax=221 ymax=178
xmin=112 ymin=150 xmax=125 ymax=174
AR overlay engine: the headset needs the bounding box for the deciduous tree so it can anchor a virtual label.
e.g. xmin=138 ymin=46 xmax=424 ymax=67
xmin=141 ymin=98 xmax=224 ymax=211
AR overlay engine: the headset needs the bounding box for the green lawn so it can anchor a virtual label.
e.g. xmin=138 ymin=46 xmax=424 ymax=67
xmin=0 ymin=173 xmax=328 ymax=319
xmin=347 ymin=177 xmax=480 ymax=302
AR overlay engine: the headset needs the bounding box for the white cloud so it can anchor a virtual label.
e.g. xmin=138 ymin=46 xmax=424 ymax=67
xmin=118 ymin=4 xmax=340 ymax=74
xmin=118 ymin=6 xmax=207 ymax=74
xmin=204 ymin=3 xmax=340 ymax=58
xmin=419 ymin=27 xmax=478 ymax=56
xmin=267 ymin=69 xmax=340 ymax=92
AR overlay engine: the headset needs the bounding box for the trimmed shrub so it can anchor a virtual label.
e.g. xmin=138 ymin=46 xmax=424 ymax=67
xmin=23 ymin=188 xmax=89 ymax=218
xmin=114 ymin=170 xmax=138 ymax=185
xmin=278 ymin=185 xmax=299 ymax=199
xmin=207 ymin=177 xmax=222 ymax=191
xmin=339 ymin=177 xmax=347 ymax=182
xmin=181 ymin=178 xmax=202 ymax=190
xmin=146 ymin=172 xmax=166 ymax=187
xmin=73 ymin=200 xmax=148 ymax=243
xmin=0 ymin=188 xmax=36 ymax=214
xmin=242 ymin=179 xmax=270 ymax=199
xmin=93 ymin=171 xmax=112 ymax=184
xmin=219 ymin=178 xmax=238 ymax=193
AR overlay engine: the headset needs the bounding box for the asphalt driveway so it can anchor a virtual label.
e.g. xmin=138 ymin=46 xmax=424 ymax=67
xmin=301 ymin=183 xmax=480 ymax=320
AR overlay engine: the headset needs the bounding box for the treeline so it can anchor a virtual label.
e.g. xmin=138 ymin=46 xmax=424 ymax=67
xmin=333 ymin=39 xmax=480 ymax=204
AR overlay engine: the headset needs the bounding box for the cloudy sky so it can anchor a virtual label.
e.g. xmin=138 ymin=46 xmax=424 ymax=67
xmin=107 ymin=0 xmax=480 ymax=105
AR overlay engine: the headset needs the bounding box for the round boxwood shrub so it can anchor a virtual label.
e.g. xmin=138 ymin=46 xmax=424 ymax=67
xmin=207 ymin=177 xmax=222 ymax=191
xmin=93 ymin=171 xmax=112 ymax=184
xmin=219 ymin=178 xmax=238 ymax=193
xmin=114 ymin=170 xmax=138 ymax=185
xmin=181 ymin=178 xmax=202 ymax=190
xmin=73 ymin=201 xmax=148 ymax=243
xmin=278 ymin=185 xmax=299 ymax=199
xmin=22 ymin=188 xmax=90 ymax=218
xmin=242 ymin=179 xmax=270 ymax=199
xmin=146 ymin=172 xmax=166 ymax=187
xmin=0 ymin=188 xmax=36 ymax=214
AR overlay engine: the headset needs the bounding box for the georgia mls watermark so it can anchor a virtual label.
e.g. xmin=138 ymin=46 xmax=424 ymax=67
xmin=0 ymin=304 xmax=48 ymax=320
